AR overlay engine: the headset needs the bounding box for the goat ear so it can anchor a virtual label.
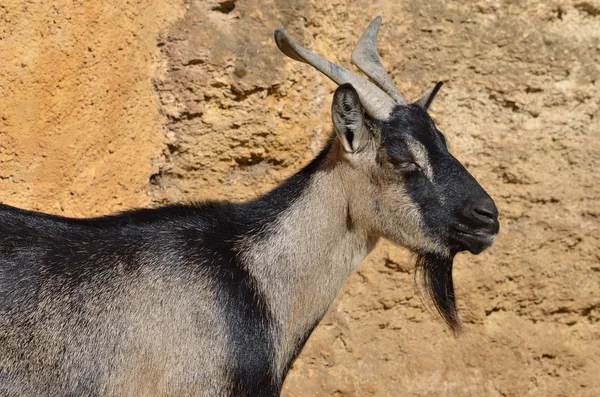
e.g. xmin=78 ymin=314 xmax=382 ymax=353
xmin=332 ymin=84 xmax=370 ymax=153
xmin=414 ymin=81 xmax=443 ymax=110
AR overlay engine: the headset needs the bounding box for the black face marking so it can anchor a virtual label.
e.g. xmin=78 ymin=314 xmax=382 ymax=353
xmin=379 ymin=105 xmax=499 ymax=328
xmin=381 ymin=105 xmax=498 ymax=247
xmin=381 ymin=106 xmax=447 ymax=164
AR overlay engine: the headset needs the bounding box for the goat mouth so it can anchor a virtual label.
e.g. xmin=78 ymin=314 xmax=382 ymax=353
xmin=451 ymin=225 xmax=497 ymax=254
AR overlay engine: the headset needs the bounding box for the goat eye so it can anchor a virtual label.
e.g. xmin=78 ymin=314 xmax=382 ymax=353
xmin=391 ymin=159 xmax=419 ymax=172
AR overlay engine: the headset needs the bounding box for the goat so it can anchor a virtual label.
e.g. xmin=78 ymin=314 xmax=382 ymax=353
xmin=0 ymin=17 xmax=499 ymax=396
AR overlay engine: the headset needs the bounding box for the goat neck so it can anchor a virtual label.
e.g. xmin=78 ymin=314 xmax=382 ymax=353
xmin=237 ymin=138 xmax=377 ymax=381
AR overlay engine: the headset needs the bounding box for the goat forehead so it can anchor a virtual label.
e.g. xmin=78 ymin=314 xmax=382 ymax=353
xmin=382 ymin=107 xmax=445 ymax=156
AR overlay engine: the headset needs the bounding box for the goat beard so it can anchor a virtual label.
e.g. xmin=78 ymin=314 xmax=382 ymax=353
xmin=414 ymin=252 xmax=463 ymax=335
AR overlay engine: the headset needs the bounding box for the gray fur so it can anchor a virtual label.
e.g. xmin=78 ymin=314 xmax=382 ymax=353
xmin=240 ymin=162 xmax=378 ymax=379
xmin=1 ymin=250 xmax=230 ymax=395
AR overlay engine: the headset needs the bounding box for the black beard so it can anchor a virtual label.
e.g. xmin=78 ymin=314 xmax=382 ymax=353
xmin=415 ymin=252 xmax=463 ymax=335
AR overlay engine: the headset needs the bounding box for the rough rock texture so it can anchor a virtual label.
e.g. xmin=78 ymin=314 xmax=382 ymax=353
xmin=1 ymin=0 xmax=599 ymax=396
xmin=0 ymin=0 xmax=184 ymax=215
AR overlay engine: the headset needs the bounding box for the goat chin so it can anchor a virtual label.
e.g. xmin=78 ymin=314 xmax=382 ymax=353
xmin=414 ymin=252 xmax=463 ymax=335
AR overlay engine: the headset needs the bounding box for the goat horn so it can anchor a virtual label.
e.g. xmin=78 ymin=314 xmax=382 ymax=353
xmin=274 ymin=28 xmax=396 ymax=120
xmin=351 ymin=17 xmax=407 ymax=105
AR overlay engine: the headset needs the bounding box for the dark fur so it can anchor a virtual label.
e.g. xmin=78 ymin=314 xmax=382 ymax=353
xmin=0 ymin=146 xmax=333 ymax=396
xmin=414 ymin=252 xmax=461 ymax=334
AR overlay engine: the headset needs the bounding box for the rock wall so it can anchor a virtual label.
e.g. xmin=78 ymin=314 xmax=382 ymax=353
xmin=0 ymin=0 xmax=183 ymax=214
xmin=1 ymin=0 xmax=598 ymax=396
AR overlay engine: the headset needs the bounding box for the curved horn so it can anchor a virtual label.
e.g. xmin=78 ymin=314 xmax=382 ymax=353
xmin=351 ymin=16 xmax=407 ymax=105
xmin=274 ymin=28 xmax=396 ymax=120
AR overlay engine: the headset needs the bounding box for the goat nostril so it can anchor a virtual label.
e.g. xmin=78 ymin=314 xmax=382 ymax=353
xmin=474 ymin=206 xmax=495 ymax=220
xmin=472 ymin=197 xmax=498 ymax=223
